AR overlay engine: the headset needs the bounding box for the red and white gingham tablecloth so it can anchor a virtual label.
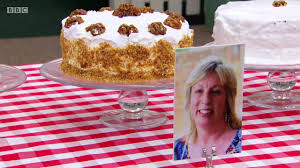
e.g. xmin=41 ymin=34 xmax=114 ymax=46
xmin=0 ymin=63 xmax=299 ymax=168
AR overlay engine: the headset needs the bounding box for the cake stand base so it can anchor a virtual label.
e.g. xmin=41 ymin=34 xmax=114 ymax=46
xmin=245 ymin=71 xmax=300 ymax=110
xmin=247 ymin=91 xmax=300 ymax=110
xmin=100 ymin=89 xmax=168 ymax=129
xmin=100 ymin=110 xmax=167 ymax=129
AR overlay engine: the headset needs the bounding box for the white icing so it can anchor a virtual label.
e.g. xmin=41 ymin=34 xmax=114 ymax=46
xmin=212 ymin=0 xmax=300 ymax=65
xmin=62 ymin=10 xmax=193 ymax=48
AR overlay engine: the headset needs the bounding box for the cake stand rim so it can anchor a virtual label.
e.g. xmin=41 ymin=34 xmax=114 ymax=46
xmin=244 ymin=63 xmax=300 ymax=72
xmin=0 ymin=64 xmax=27 ymax=93
xmin=40 ymin=58 xmax=174 ymax=90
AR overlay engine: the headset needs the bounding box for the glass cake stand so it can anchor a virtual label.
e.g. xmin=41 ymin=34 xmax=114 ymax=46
xmin=245 ymin=64 xmax=300 ymax=109
xmin=0 ymin=64 xmax=27 ymax=94
xmin=40 ymin=59 xmax=172 ymax=129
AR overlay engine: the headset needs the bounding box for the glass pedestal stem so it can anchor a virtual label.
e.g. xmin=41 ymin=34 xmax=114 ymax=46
xmin=118 ymin=90 xmax=148 ymax=120
xmin=99 ymin=89 xmax=168 ymax=129
xmin=267 ymin=71 xmax=296 ymax=100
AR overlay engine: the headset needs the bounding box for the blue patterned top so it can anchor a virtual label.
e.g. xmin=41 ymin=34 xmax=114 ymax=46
xmin=174 ymin=128 xmax=242 ymax=160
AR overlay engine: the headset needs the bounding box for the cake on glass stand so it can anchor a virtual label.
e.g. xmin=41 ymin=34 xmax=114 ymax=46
xmin=245 ymin=64 xmax=300 ymax=110
xmin=40 ymin=59 xmax=172 ymax=129
xmin=0 ymin=64 xmax=27 ymax=94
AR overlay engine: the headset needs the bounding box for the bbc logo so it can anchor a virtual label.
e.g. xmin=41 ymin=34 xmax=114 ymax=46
xmin=7 ymin=7 xmax=29 ymax=14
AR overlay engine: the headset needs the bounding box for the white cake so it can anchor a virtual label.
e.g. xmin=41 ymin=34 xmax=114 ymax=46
xmin=212 ymin=0 xmax=300 ymax=65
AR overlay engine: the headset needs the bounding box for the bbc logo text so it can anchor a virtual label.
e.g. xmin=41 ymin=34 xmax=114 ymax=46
xmin=7 ymin=7 xmax=29 ymax=14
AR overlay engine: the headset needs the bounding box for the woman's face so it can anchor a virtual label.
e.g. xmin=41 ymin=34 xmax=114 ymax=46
xmin=190 ymin=72 xmax=227 ymax=127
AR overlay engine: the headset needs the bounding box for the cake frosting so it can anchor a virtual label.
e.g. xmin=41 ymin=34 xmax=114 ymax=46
xmin=62 ymin=10 xmax=192 ymax=48
xmin=60 ymin=4 xmax=193 ymax=81
xmin=212 ymin=0 xmax=300 ymax=65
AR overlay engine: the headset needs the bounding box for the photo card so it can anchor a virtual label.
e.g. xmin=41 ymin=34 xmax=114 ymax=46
xmin=173 ymin=44 xmax=244 ymax=160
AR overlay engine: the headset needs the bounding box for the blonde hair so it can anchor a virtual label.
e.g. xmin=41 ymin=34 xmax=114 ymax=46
xmin=184 ymin=56 xmax=241 ymax=144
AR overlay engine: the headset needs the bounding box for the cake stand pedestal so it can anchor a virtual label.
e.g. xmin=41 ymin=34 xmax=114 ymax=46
xmin=0 ymin=64 xmax=27 ymax=94
xmin=40 ymin=59 xmax=172 ymax=129
xmin=245 ymin=64 xmax=300 ymax=109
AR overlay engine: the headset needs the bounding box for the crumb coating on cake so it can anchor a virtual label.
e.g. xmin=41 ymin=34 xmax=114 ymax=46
xmin=60 ymin=31 xmax=193 ymax=81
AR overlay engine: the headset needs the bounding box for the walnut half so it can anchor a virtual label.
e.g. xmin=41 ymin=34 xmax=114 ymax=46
xmin=118 ymin=24 xmax=139 ymax=36
xmin=168 ymin=12 xmax=185 ymax=22
xmin=99 ymin=7 xmax=113 ymax=12
xmin=140 ymin=6 xmax=154 ymax=13
xmin=112 ymin=3 xmax=141 ymax=18
xmin=164 ymin=16 xmax=182 ymax=29
xmin=272 ymin=0 xmax=287 ymax=7
xmin=86 ymin=23 xmax=106 ymax=36
xmin=69 ymin=9 xmax=87 ymax=17
xmin=64 ymin=16 xmax=84 ymax=28
xmin=148 ymin=22 xmax=166 ymax=35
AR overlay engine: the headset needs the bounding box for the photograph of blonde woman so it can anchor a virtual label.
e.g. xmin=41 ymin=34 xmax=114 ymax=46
xmin=174 ymin=54 xmax=243 ymax=160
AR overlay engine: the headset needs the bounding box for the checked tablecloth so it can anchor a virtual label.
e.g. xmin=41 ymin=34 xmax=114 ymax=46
xmin=0 ymin=63 xmax=299 ymax=168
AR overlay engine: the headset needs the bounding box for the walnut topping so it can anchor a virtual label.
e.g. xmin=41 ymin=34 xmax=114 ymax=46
xmin=99 ymin=7 xmax=113 ymax=12
xmin=140 ymin=6 xmax=154 ymax=13
xmin=64 ymin=16 xmax=84 ymax=28
xmin=273 ymin=1 xmax=280 ymax=7
xmin=164 ymin=16 xmax=182 ymax=29
xmin=112 ymin=3 xmax=141 ymax=17
xmin=69 ymin=9 xmax=87 ymax=17
xmin=162 ymin=10 xmax=185 ymax=22
xmin=169 ymin=13 xmax=185 ymax=22
xmin=148 ymin=22 xmax=166 ymax=35
xmin=161 ymin=10 xmax=171 ymax=15
xmin=85 ymin=23 xmax=106 ymax=36
xmin=272 ymin=0 xmax=287 ymax=7
xmin=118 ymin=24 xmax=138 ymax=36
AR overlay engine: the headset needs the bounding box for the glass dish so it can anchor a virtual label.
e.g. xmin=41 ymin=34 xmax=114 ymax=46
xmin=0 ymin=64 xmax=27 ymax=93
